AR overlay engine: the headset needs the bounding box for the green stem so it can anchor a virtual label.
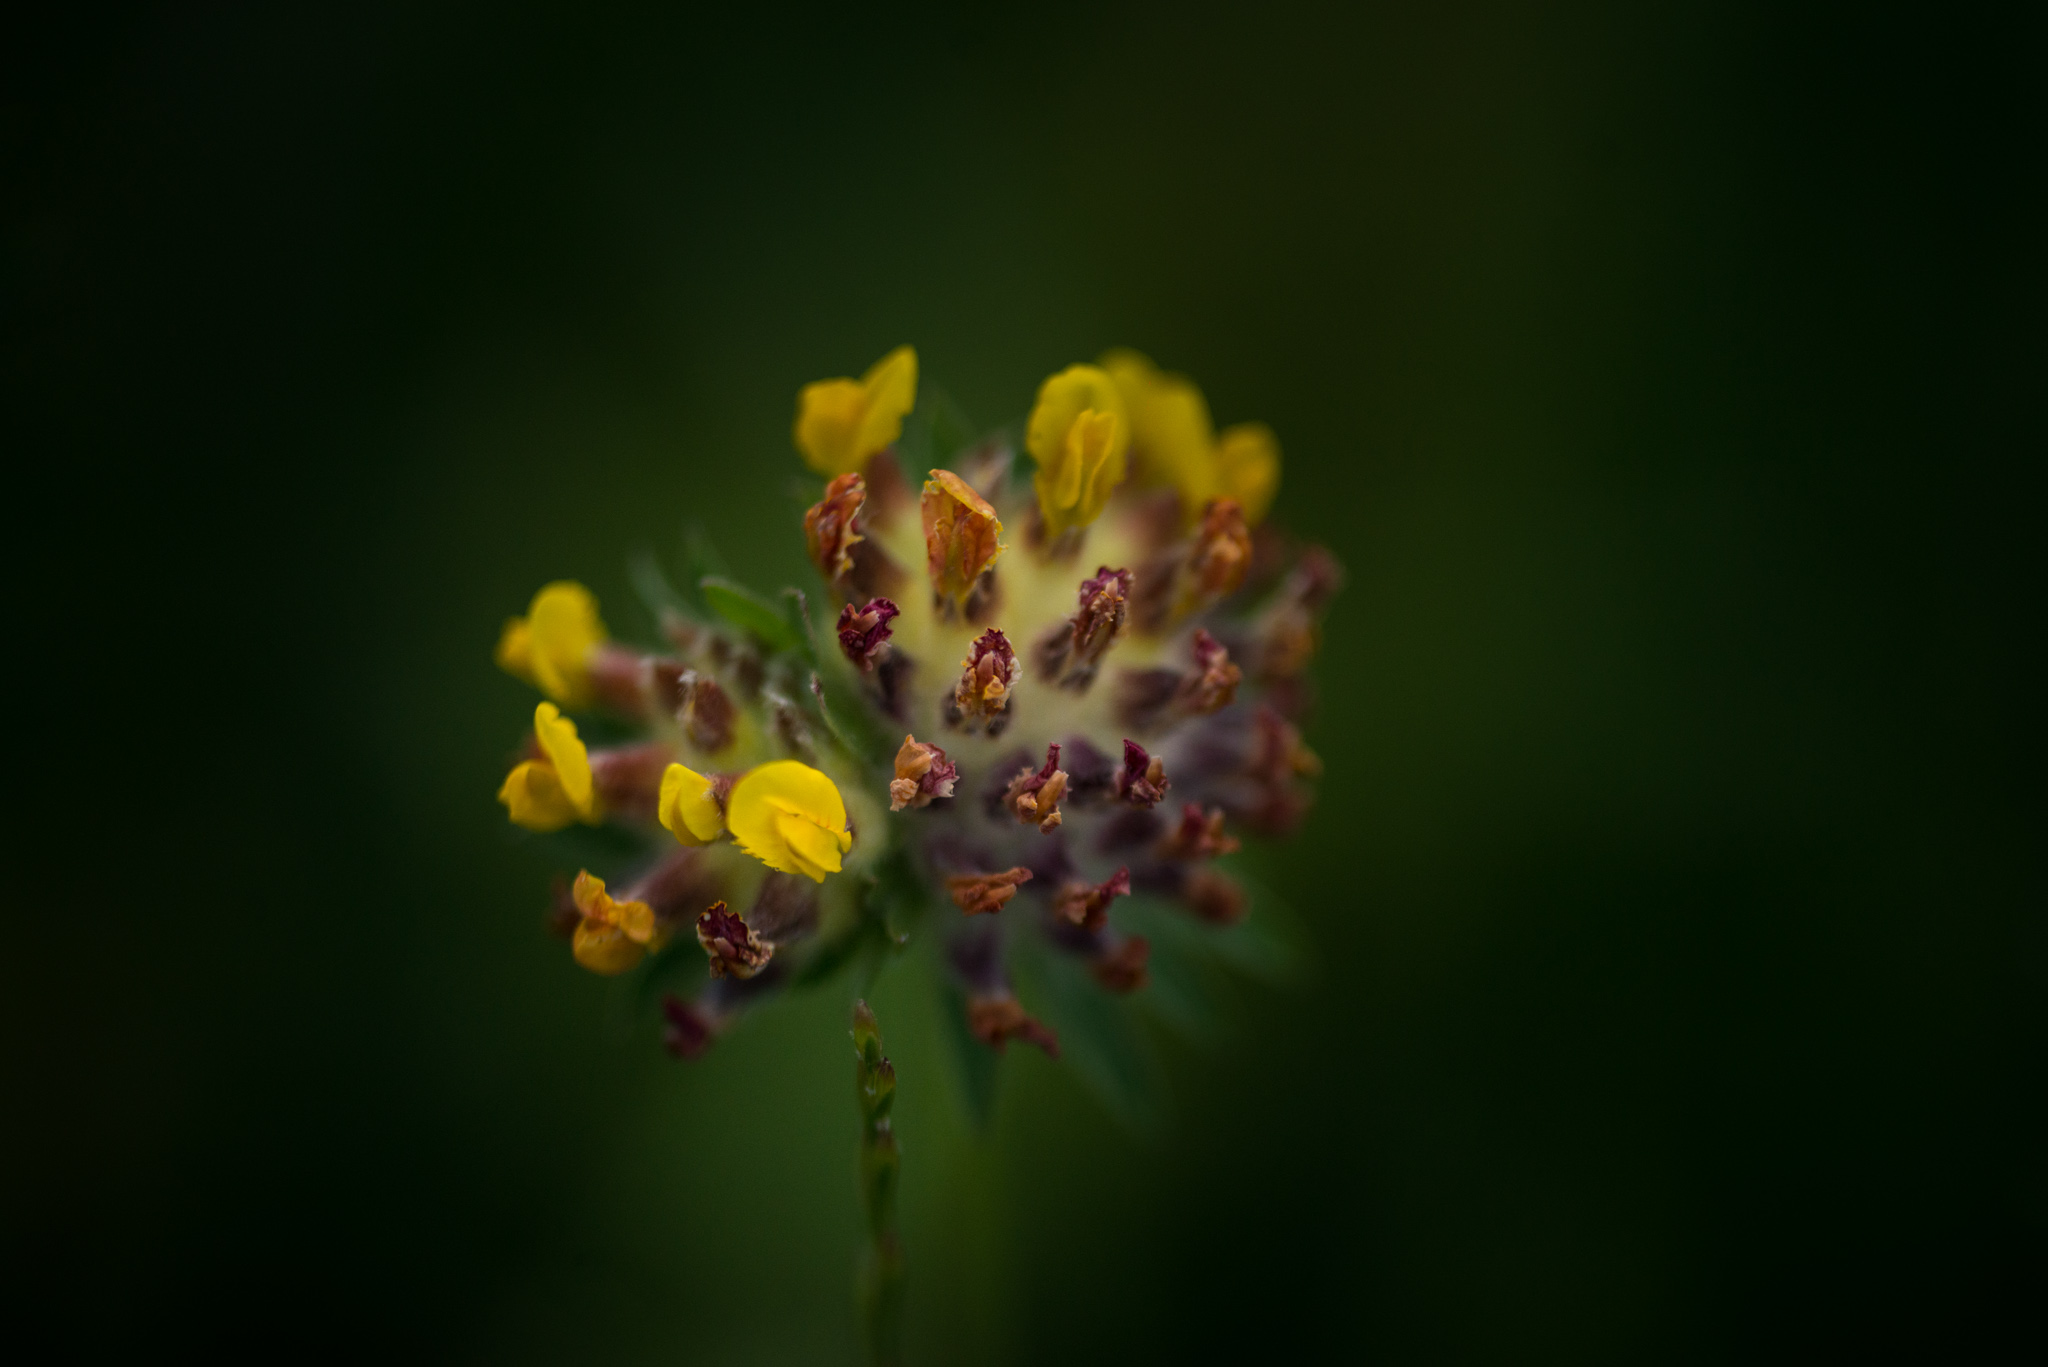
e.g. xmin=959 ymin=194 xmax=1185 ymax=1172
xmin=853 ymin=1000 xmax=904 ymax=1366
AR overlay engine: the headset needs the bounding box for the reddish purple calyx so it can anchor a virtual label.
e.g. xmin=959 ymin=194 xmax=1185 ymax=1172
xmin=836 ymin=597 xmax=900 ymax=670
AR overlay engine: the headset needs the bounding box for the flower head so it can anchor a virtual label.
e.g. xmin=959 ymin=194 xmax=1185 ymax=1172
xmin=496 ymin=581 xmax=608 ymax=708
xmin=794 ymin=345 xmax=918 ymax=476
xmin=498 ymin=702 xmax=599 ymax=831
xmin=727 ymin=760 xmax=852 ymax=882
xmin=1026 ymin=364 xmax=1129 ymax=537
xmin=492 ymin=344 xmax=1336 ymax=1125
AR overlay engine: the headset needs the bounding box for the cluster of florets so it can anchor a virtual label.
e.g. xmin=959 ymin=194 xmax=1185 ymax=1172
xmin=495 ymin=345 xmax=1337 ymax=1067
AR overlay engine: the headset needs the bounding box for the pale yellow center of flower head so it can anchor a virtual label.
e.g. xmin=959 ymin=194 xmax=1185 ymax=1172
xmin=497 ymin=701 xmax=599 ymax=831
xmin=569 ymin=870 xmax=656 ymax=975
xmin=726 ymin=760 xmax=853 ymax=883
xmin=494 ymin=581 xmax=608 ymax=708
xmin=657 ymin=762 xmax=725 ymax=845
xmin=1026 ymin=363 xmax=1130 ymax=537
xmin=793 ymin=345 xmax=919 ymax=476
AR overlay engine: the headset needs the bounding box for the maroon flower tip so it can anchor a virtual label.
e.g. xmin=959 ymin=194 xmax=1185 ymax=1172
xmin=836 ymin=597 xmax=900 ymax=671
xmin=1114 ymin=738 xmax=1171 ymax=808
xmin=695 ymin=900 xmax=773 ymax=979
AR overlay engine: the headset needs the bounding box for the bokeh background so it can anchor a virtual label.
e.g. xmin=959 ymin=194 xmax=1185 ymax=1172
xmin=8 ymin=3 xmax=2037 ymax=1361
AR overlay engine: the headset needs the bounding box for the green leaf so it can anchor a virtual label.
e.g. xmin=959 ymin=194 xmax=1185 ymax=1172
xmin=700 ymin=576 xmax=805 ymax=653
xmin=934 ymin=976 xmax=1000 ymax=1132
xmin=1017 ymin=937 xmax=1166 ymax=1139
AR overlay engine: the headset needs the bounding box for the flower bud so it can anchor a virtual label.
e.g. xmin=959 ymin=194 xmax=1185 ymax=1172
xmin=946 ymin=867 xmax=1033 ymax=915
xmin=588 ymin=741 xmax=675 ymax=822
xmin=696 ymin=900 xmax=773 ymax=979
xmin=837 ymin=597 xmax=899 ymax=671
xmin=1002 ymin=743 xmax=1069 ymax=833
xmin=669 ymin=669 xmax=736 ymax=754
xmin=889 ymin=734 xmax=957 ymax=811
xmin=1113 ymin=740 xmax=1170 ymax=808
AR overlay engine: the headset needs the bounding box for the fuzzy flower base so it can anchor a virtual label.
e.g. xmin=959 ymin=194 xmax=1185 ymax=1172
xmin=494 ymin=346 xmax=1337 ymax=1117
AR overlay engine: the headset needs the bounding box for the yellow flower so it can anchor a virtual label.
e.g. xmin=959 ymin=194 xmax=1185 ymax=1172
xmin=793 ymin=345 xmax=919 ymax=476
xmin=726 ymin=760 xmax=852 ymax=882
xmin=569 ymin=870 xmax=657 ymax=975
xmin=1213 ymin=422 xmax=1280 ymax=524
xmin=495 ymin=581 xmax=608 ymax=708
xmin=658 ymin=762 xmax=725 ymax=845
xmin=1025 ymin=364 xmax=1130 ymax=536
xmin=498 ymin=702 xmax=599 ymax=831
xmin=1101 ymin=348 xmax=1215 ymax=505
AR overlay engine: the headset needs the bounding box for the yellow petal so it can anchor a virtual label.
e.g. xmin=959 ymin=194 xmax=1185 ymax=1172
xmin=572 ymin=920 xmax=647 ymax=975
xmin=1213 ymin=422 xmax=1280 ymax=524
xmin=794 ymin=346 xmax=918 ymax=476
xmin=494 ymin=617 xmax=534 ymax=681
xmin=727 ymin=760 xmax=851 ymax=882
xmin=532 ymin=702 xmax=597 ymax=820
xmin=522 ymin=582 xmax=607 ymax=707
xmin=658 ymin=763 xmax=724 ymax=845
xmin=1026 ymin=364 xmax=1129 ymax=536
xmin=498 ymin=760 xmax=578 ymax=831
xmin=1101 ymin=348 xmax=1215 ymax=508
xmin=794 ymin=378 xmax=867 ymax=475
xmin=776 ymin=809 xmax=845 ymax=880
xmin=852 ymin=345 xmax=917 ymax=466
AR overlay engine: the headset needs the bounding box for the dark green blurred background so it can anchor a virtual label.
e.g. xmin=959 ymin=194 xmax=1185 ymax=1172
xmin=8 ymin=3 xmax=2038 ymax=1360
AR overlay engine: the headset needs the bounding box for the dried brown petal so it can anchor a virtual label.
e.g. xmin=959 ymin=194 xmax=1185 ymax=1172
xmin=922 ymin=469 xmax=1005 ymax=609
xmin=696 ymin=900 xmax=773 ymax=979
xmin=1053 ymin=866 xmax=1131 ymax=931
xmin=946 ymin=867 xmax=1033 ymax=915
xmin=1002 ymin=743 xmax=1069 ymax=833
xmin=804 ymin=471 xmax=867 ymax=581
xmin=890 ymin=734 xmax=958 ymax=811
xmin=967 ymin=995 xmax=1060 ymax=1057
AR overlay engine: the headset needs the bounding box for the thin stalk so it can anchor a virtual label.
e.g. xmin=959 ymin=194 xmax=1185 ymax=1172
xmin=853 ymin=1000 xmax=904 ymax=1366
